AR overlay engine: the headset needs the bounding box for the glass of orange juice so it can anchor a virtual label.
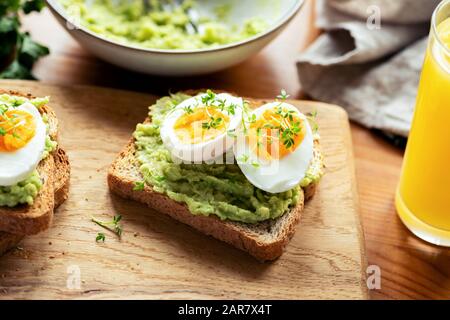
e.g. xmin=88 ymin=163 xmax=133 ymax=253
xmin=396 ymin=0 xmax=450 ymax=245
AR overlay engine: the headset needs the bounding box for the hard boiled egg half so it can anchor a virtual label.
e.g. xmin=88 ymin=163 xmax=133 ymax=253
xmin=0 ymin=102 xmax=47 ymax=186
xmin=234 ymin=102 xmax=314 ymax=193
xmin=161 ymin=92 xmax=243 ymax=162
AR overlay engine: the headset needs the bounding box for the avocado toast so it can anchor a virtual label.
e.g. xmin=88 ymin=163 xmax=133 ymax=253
xmin=0 ymin=90 xmax=70 ymax=255
xmin=108 ymin=91 xmax=324 ymax=261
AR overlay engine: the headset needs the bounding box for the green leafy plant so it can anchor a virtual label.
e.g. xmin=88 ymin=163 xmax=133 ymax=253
xmin=0 ymin=0 xmax=49 ymax=79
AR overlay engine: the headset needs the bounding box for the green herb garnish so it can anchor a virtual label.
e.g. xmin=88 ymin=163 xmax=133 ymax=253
xmin=277 ymin=89 xmax=290 ymax=100
xmin=202 ymin=116 xmax=223 ymax=130
xmin=183 ymin=105 xmax=194 ymax=114
xmin=92 ymin=215 xmax=123 ymax=238
xmin=216 ymin=99 xmax=226 ymax=111
xmin=201 ymin=89 xmax=216 ymax=106
xmin=95 ymin=233 xmax=106 ymax=243
xmin=281 ymin=122 xmax=302 ymax=149
xmin=133 ymin=181 xmax=145 ymax=191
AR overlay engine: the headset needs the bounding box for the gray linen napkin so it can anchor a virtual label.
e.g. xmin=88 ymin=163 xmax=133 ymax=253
xmin=297 ymin=0 xmax=441 ymax=137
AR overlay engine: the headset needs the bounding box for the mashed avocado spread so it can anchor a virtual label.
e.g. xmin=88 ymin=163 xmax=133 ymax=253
xmin=59 ymin=0 xmax=267 ymax=50
xmin=134 ymin=94 xmax=324 ymax=224
xmin=0 ymin=94 xmax=57 ymax=207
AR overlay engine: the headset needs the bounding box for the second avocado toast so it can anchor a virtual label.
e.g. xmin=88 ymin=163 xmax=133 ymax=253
xmin=108 ymin=90 xmax=324 ymax=261
xmin=0 ymin=90 xmax=70 ymax=255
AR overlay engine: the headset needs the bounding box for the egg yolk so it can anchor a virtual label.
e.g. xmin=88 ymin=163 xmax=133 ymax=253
xmin=248 ymin=108 xmax=305 ymax=160
xmin=174 ymin=107 xmax=229 ymax=144
xmin=0 ymin=109 xmax=36 ymax=152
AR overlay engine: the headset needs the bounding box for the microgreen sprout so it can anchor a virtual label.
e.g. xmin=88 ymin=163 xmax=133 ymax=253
xmin=96 ymin=233 xmax=106 ymax=243
xmin=202 ymin=116 xmax=223 ymax=130
xmin=183 ymin=105 xmax=194 ymax=114
xmin=92 ymin=215 xmax=123 ymax=239
xmin=133 ymin=181 xmax=145 ymax=191
xmin=201 ymin=89 xmax=216 ymax=106
xmin=277 ymin=89 xmax=290 ymax=100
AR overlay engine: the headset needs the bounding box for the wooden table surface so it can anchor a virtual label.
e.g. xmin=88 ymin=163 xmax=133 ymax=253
xmin=20 ymin=1 xmax=450 ymax=300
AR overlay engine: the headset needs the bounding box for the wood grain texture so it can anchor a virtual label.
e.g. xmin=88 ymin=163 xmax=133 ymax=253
xmin=0 ymin=80 xmax=367 ymax=300
xmin=16 ymin=0 xmax=450 ymax=300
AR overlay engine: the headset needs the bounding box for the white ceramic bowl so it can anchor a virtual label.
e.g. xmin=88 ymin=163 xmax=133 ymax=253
xmin=46 ymin=0 xmax=304 ymax=76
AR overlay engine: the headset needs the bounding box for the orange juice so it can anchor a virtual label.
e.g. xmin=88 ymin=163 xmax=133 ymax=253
xmin=396 ymin=7 xmax=450 ymax=245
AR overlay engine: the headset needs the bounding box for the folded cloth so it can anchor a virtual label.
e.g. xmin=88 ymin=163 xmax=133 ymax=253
xmin=297 ymin=0 xmax=441 ymax=137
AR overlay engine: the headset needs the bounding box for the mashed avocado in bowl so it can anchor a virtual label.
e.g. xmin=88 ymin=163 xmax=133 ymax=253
xmin=48 ymin=0 xmax=304 ymax=75
xmin=57 ymin=0 xmax=268 ymax=50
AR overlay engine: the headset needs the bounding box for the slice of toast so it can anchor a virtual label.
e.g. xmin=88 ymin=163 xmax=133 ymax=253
xmin=0 ymin=90 xmax=60 ymax=235
xmin=0 ymin=148 xmax=71 ymax=255
xmin=108 ymin=96 xmax=322 ymax=261
xmin=0 ymin=156 xmax=55 ymax=235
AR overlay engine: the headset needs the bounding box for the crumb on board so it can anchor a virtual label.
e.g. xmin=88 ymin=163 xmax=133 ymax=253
xmin=12 ymin=247 xmax=30 ymax=259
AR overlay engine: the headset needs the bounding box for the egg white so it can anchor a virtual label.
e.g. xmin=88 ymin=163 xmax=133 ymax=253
xmin=160 ymin=93 xmax=243 ymax=163
xmin=234 ymin=102 xmax=314 ymax=194
xmin=0 ymin=103 xmax=47 ymax=186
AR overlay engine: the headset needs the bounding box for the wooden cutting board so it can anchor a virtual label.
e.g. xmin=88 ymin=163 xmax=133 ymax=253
xmin=0 ymin=80 xmax=367 ymax=300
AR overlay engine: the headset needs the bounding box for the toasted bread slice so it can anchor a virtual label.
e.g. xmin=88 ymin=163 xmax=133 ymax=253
xmin=0 ymin=90 xmax=59 ymax=235
xmin=0 ymin=156 xmax=55 ymax=235
xmin=0 ymin=148 xmax=71 ymax=255
xmin=108 ymin=96 xmax=323 ymax=261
